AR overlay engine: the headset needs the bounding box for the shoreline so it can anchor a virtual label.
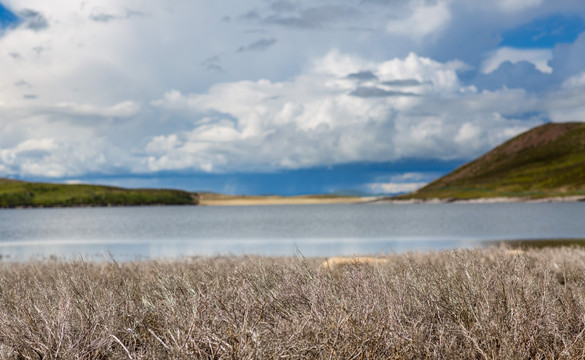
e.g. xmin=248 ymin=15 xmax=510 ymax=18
xmin=372 ymin=195 xmax=585 ymax=204
xmin=201 ymin=195 xmax=585 ymax=206
xmin=0 ymin=202 xmax=198 ymax=210
xmin=198 ymin=195 xmax=378 ymax=206
xmin=2 ymin=195 xmax=584 ymax=208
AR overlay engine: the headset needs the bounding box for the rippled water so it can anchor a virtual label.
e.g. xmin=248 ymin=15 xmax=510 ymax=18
xmin=0 ymin=202 xmax=584 ymax=260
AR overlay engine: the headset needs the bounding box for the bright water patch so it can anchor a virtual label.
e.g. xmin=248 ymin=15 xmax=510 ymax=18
xmin=0 ymin=203 xmax=584 ymax=260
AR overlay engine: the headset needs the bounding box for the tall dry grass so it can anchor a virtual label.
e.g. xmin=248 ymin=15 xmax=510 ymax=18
xmin=2 ymin=247 xmax=585 ymax=359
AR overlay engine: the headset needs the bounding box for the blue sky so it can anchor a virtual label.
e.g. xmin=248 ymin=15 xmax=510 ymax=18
xmin=1 ymin=0 xmax=585 ymax=195
xmin=500 ymin=15 xmax=585 ymax=48
xmin=0 ymin=4 xmax=18 ymax=27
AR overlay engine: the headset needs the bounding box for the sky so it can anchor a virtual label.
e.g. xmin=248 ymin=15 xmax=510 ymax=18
xmin=1 ymin=0 xmax=585 ymax=195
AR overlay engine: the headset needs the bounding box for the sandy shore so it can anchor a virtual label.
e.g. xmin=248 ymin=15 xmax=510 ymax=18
xmin=199 ymin=193 xmax=585 ymax=206
xmin=198 ymin=194 xmax=379 ymax=206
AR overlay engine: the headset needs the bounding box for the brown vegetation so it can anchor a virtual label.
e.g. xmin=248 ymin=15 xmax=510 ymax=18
xmin=321 ymin=256 xmax=389 ymax=272
xmin=2 ymin=247 xmax=585 ymax=359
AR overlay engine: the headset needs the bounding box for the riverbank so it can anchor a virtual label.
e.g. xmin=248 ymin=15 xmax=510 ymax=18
xmin=199 ymin=193 xmax=585 ymax=206
xmin=198 ymin=193 xmax=377 ymax=206
xmin=2 ymin=247 xmax=585 ymax=359
xmin=373 ymin=195 xmax=585 ymax=204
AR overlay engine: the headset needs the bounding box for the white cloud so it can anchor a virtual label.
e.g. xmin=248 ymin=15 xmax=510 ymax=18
xmin=386 ymin=1 xmax=452 ymax=40
xmin=0 ymin=41 xmax=549 ymax=179
xmin=377 ymin=52 xmax=466 ymax=92
xmin=394 ymin=172 xmax=428 ymax=181
xmin=0 ymin=137 xmax=109 ymax=177
xmin=482 ymin=47 xmax=553 ymax=74
xmin=366 ymin=182 xmax=427 ymax=194
xmin=365 ymin=172 xmax=437 ymax=194
xmin=54 ymin=101 xmax=141 ymax=118
xmin=455 ymin=122 xmax=481 ymax=144
xmin=12 ymin=138 xmax=58 ymax=152
xmin=562 ymin=72 xmax=585 ymax=89
xmin=310 ymin=49 xmax=374 ymax=77
xmin=0 ymin=0 xmax=582 ymax=183
xmin=141 ymin=51 xmax=540 ymax=174
xmin=548 ymin=74 xmax=585 ymax=123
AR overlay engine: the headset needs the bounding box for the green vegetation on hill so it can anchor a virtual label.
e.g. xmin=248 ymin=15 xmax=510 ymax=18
xmin=0 ymin=179 xmax=198 ymax=208
xmin=400 ymin=122 xmax=585 ymax=200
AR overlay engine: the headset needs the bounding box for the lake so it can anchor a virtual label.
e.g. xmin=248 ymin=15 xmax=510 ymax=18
xmin=0 ymin=202 xmax=584 ymax=260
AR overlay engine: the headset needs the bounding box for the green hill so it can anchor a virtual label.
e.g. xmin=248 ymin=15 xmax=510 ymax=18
xmin=0 ymin=178 xmax=198 ymax=208
xmin=399 ymin=122 xmax=585 ymax=200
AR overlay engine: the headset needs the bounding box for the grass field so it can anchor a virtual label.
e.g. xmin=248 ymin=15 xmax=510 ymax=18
xmin=0 ymin=179 xmax=197 ymax=208
xmin=2 ymin=247 xmax=585 ymax=359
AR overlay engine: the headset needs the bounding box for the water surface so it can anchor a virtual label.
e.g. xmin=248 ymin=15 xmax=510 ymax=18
xmin=0 ymin=202 xmax=584 ymax=260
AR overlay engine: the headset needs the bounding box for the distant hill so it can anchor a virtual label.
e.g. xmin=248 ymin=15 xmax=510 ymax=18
xmin=0 ymin=179 xmax=198 ymax=208
xmin=399 ymin=122 xmax=585 ymax=200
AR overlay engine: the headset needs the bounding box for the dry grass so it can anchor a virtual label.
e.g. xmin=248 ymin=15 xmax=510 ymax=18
xmin=2 ymin=247 xmax=585 ymax=359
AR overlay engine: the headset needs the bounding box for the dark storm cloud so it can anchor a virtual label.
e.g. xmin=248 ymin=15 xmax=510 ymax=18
xmin=241 ymin=10 xmax=261 ymax=20
xmin=270 ymin=1 xmax=298 ymax=13
xmin=263 ymin=5 xmax=360 ymax=28
xmin=201 ymin=54 xmax=225 ymax=73
xmin=125 ymin=9 xmax=147 ymax=18
xmin=382 ymin=79 xmax=424 ymax=86
xmin=243 ymin=29 xmax=268 ymax=34
xmin=501 ymin=111 xmax=548 ymax=121
xmin=32 ymin=46 xmax=44 ymax=56
xmin=205 ymin=63 xmax=225 ymax=72
xmin=360 ymin=0 xmax=407 ymax=4
xmin=18 ymin=9 xmax=48 ymax=31
xmin=89 ymin=13 xmax=117 ymax=22
xmin=237 ymin=38 xmax=277 ymax=52
xmin=469 ymin=61 xmax=553 ymax=92
xmin=89 ymin=9 xmax=147 ymax=23
xmin=349 ymin=86 xmax=418 ymax=97
xmin=346 ymin=70 xmax=378 ymax=81
xmin=15 ymin=149 xmax=50 ymax=159
xmin=14 ymin=80 xmax=31 ymax=88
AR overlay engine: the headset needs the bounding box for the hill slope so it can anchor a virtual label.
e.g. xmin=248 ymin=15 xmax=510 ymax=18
xmin=0 ymin=179 xmax=198 ymax=208
xmin=400 ymin=122 xmax=585 ymax=200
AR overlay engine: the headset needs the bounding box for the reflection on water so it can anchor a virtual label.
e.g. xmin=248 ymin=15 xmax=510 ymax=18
xmin=0 ymin=238 xmax=482 ymax=261
xmin=0 ymin=202 xmax=584 ymax=260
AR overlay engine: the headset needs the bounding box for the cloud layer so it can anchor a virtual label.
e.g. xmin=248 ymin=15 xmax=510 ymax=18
xmin=0 ymin=0 xmax=585 ymax=190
